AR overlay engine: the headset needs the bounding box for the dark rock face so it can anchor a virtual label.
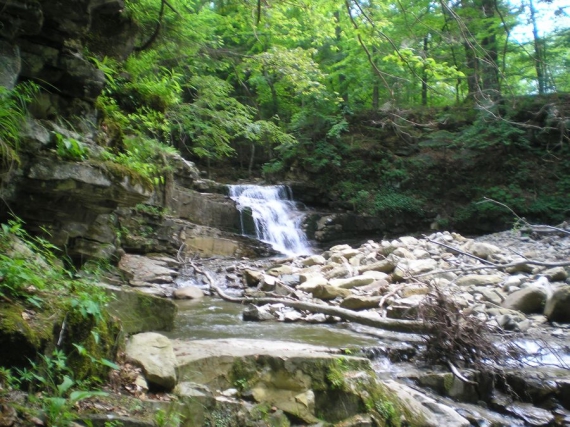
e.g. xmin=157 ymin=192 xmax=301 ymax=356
xmin=0 ymin=0 xmax=131 ymax=115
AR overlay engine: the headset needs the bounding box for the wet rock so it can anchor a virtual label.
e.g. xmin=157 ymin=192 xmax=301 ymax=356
xmin=173 ymin=285 xmax=204 ymax=300
xmin=280 ymin=274 xmax=301 ymax=287
xmin=242 ymin=304 xmax=275 ymax=321
xmin=126 ymin=333 xmax=177 ymax=391
xmin=414 ymin=371 xmax=480 ymax=403
xmin=382 ymin=379 xmax=470 ymax=426
xmin=0 ymin=40 xmax=20 ymax=90
xmin=281 ymin=309 xmax=303 ymax=322
xmin=505 ymin=401 xmax=554 ymax=426
xmin=243 ymin=269 xmax=262 ymax=286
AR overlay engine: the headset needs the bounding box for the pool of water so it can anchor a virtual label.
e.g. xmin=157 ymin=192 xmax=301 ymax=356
xmin=163 ymin=297 xmax=381 ymax=348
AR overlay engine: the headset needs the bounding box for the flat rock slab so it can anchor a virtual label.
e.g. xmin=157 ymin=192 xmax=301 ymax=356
xmin=173 ymin=338 xmax=342 ymax=389
xmin=173 ymin=338 xmax=337 ymax=363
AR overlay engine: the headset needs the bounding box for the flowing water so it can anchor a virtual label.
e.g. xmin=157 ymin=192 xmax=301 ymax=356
xmin=228 ymin=184 xmax=312 ymax=257
xmin=165 ymin=298 xmax=381 ymax=348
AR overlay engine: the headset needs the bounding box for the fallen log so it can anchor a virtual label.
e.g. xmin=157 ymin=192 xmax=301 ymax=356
xmin=186 ymin=257 xmax=432 ymax=335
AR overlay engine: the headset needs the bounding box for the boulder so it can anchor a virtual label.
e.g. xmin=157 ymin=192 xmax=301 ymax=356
xmin=173 ymin=285 xmax=204 ymax=300
xmin=381 ymin=379 xmax=471 ymax=427
xmin=542 ymin=267 xmax=568 ymax=282
xmin=463 ymin=241 xmax=502 ymax=260
xmin=329 ymin=275 xmax=376 ymax=289
xmin=173 ymin=338 xmax=375 ymax=424
xmin=243 ymin=269 xmax=263 ymax=287
xmin=456 ymin=274 xmax=504 ymax=287
xmin=340 ymin=295 xmax=382 ymax=311
xmin=301 ymin=254 xmax=327 ymax=266
xmin=125 ymin=333 xmax=177 ymax=391
xmin=242 ymin=304 xmax=275 ymax=321
xmin=358 ymin=259 xmax=396 ymax=274
xmin=100 ymin=283 xmax=177 ymax=333
xmin=312 ymin=284 xmax=351 ymax=300
xmin=118 ymin=254 xmax=178 ymax=287
xmin=298 ymin=275 xmax=329 ymax=292
xmin=502 ymin=286 xmax=548 ymax=314
xmin=544 ymin=285 xmax=570 ymax=323
xmin=392 ymin=258 xmax=438 ymax=281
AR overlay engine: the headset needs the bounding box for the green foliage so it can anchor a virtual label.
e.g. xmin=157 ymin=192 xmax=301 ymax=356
xmin=53 ymin=132 xmax=89 ymax=161
xmin=135 ymin=203 xmax=166 ymax=217
xmin=101 ymin=135 xmax=176 ymax=188
xmin=375 ymin=400 xmax=399 ymax=427
xmin=170 ymin=75 xmax=254 ymax=161
xmin=460 ymin=113 xmax=529 ymax=150
xmin=346 ymin=188 xmax=424 ymax=217
xmin=15 ymin=350 xmax=108 ymax=427
xmin=0 ymin=219 xmax=62 ymax=304
xmin=154 ymin=406 xmax=182 ymax=427
xmin=0 ymin=82 xmax=39 ymax=168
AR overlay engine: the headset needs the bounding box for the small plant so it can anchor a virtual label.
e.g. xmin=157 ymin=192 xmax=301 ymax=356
xmin=15 ymin=350 xmax=107 ymax=426
xmin=53 ymin=132 xmax=89 ymax=161
xmin=135 ymin=204 xmax=166 ymax=217
xmin=154 ymin=406 xmax=182 ymax=427
xmin=0 ymin=82 xmax=39 ymax=168
xmin=326 ymin=357 xmax=350 ymax=390
xmin=234 ymin=377 xmax=248 ymax=391
xmin=375 ymin=400 xmax=398 ymax=426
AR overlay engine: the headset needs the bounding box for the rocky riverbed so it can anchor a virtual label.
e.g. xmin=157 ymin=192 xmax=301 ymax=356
xmin=112 ymin=223 xmax=570 ymax=426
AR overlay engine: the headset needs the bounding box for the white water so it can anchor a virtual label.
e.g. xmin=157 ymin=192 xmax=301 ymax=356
xmin=229 ymin=184 xmax=312 ymax=256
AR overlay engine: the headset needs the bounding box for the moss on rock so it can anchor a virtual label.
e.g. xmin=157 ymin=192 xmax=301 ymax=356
xmin=0 ymin=302 xmax=55 ymax=369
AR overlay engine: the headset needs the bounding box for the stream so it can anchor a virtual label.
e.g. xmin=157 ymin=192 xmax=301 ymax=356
xmin=168 ymin=184 xmax=570 ymax=426
xmin=165 ymin=298 xmax=380 ymax=348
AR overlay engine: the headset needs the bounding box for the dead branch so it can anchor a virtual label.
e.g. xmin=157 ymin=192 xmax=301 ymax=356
xmin=185 ymin=256 xmax=431 ymax=335
xmin=478 ymin=197 xmax=570 ymax=236
xmin=418 ymin=286 xmax=523 ymax=370
xmin=448 ymin=361 xmax=478 ymax=385
xmin=421 ymin=236 xmax=570 ymax=277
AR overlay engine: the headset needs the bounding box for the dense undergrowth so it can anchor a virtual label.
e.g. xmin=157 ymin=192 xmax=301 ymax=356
xmin=0 ymin=219 xmax=121 ymax=426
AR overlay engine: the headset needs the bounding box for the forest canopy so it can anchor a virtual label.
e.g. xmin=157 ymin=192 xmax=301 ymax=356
xmin=86 ymin=0 xmax=569 ymax=220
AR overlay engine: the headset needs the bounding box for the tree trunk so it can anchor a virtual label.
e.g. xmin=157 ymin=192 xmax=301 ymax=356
xmin=528 ymin=0 xmax=546 ymax=94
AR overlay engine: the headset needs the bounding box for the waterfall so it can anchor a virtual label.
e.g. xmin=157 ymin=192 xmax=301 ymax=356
xmin=229 ymin=184 xmax=312 ymax=256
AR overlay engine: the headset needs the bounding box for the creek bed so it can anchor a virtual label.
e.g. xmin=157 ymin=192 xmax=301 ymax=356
xmin=164 ymin=297 xmax=381 ymax=348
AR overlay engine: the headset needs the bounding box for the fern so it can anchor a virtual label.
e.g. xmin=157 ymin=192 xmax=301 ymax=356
xmin=0 ymin=82 xmax=39 ymax=168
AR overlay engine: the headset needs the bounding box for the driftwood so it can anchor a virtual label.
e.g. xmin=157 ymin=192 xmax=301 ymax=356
xmin=184 ymin=256 xmax=432 ymax=335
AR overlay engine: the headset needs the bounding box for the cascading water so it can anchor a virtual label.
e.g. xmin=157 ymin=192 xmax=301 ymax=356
xmin=229 ymin=184 xmax=312 ymax=256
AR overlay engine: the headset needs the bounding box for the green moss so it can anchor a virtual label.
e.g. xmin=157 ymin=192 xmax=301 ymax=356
xmin=0 ymin=302 xmax=56 ymax=369
xmin=229 ymin=358 xmax=259 ymax=392
xmin=62 ymin=310 xmax=121 ymax=383
xmin=94 ymin=160 xmax=154 ymax=192
xmin=362 ymin=381 xmax=426 ymax=427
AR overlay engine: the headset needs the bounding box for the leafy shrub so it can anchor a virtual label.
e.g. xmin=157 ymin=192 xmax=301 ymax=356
xmin=460 ymin=113 xmax=529 ymax=150
xmin=54 ymin=132 xmax=89 ymax=161
xmin=100 ymin=135 xmax=177 ymax=188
